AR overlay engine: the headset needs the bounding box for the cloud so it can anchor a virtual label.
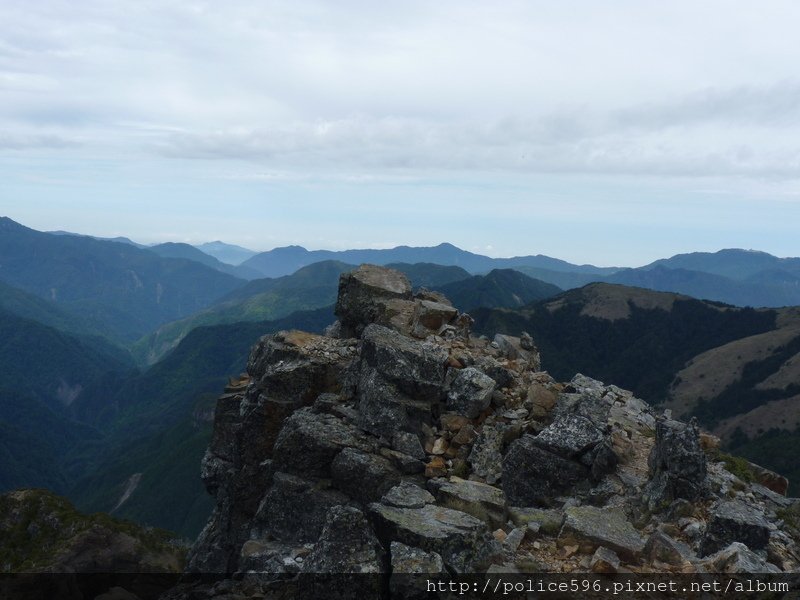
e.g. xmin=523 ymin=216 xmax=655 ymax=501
xmin=3 ymin=0 xmax=800 ymax=183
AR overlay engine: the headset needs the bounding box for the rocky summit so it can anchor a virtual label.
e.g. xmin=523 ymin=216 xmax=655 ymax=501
xmin=179 ymin=264 xmax=799 ymax=594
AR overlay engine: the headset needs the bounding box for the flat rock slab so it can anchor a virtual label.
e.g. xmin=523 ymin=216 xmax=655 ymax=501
xmin=436 ymin=477 xmax=507 ymax=529
xmin=369 ymin=502 xmax=501 ymax=573
xmin=559 ymin=506 xmax=645 ymax=561
xmin=701 ymin=500 xmax=772 ymax=556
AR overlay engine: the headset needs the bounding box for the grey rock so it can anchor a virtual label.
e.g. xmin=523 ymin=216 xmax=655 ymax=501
xmin=332 ymin=448 xmax=401 ymax=504
xmin=435 ymin=477 xmax=507 ymax=529
xmin=468 ymin=425 xmax=505 ymax=485
xmin=301 ymin=506 xmax=386 ymax=574
xmin=503 ymin=527 xmax=526 ymax=554
xmin=255 ymin=472 xmax=351 ymax=543
xmin=299 ymin=506 xmax=386 ymax=600
xmin=502 ymin=435 xmax=589 ymax=506
xmin=392 ymin=431 xmax=426 ymax=461
xmin=560 ymin=506 xmax=645 ymax=561
xmin=590 ymin=546 xmax=620 ymax=573
xmin=379 ymin=448 xmax=425 ymax=475
xmin=368 ymin=502 xmax=502 ymax=573
xmin=357 ymin=366 xmax=434 ymax=438
xmin=642 ymin=418 xmax=707 ymax=510
xmin=534 ymin=414 xmax=603 ymax=459
xmin=702 ymin=542 xmax=782 ymax=573
xmin=390 ymin=541 xmax=446 ymax=573
xmin=390 ymin=542 xmax=447 ymax=600
xmin=360 ymin=324 xmax=448 ymax=401
xmin=335 ymin=264 xmax=413 ymax=337
xmin=508 ymin=507 xmax=565 ymax=536
xmin=447 ymin=367 xmax=496 ymax=419
xmin=701 ymin=500 xmax=772 ymax=556
xmin=412 ymin=299 xmax=458 ymax=338
xmin=381 ymin=481 xmax=435 ymax=509
xmin=644 ymin=531 xmax=697 ymax=565
xmin=272 ymin=408 xmax=372 ymax=478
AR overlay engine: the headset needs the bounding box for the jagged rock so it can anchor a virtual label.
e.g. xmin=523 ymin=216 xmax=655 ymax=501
xmin=369 ymin=502 xmax=502 ymax=573
xmin=272 ymin=408 xmax=373 ymax=478
xmin=502 ymin=435 xmax=589 ymax=505
xmin=360 ymin=324 xmax=448 ymax=400
xmin=508 ymin=507 xmax=565 ymax=536
xmin=468 ymin=424 xmax=505 ymax=484
xmin=381 ymin=482 xmax=435 ymax=509
xmin=701 ymin=500 xmax=772 ymax=556
xmin=435 ymin=477 xmax=507 ymax=529
xmin=503 ymin=527 xmax=526 ymax=554
xmin=392 ymin=431 xmax=426 ymax=460
xmin=390 ymin=541 xmax=446 ymax=573
xmin=254 ymin=472 xmax=351 ymax=543
xmin=332 ymin=448 xmax=401 ymax=504
xmin=644 ymin=531 xmax=697 ymax=565
xmin=412 ymin=299 xmax=458 ymax=338
xmin=559 ymin=506 xmax=645 ymax=560
xmin=590 ymin=546 xmax=620 ymax=573
xmin=335 ymin=264 xmax=413 ymax=336
xmin=390 ymin=542 xmax=446 ymax=600
xmin=190 ymin=331 xmax=357 ymax=573
xmin=447 ymin=367 xmax=496 ymax=419
xmin=534 ymin=414 xmax=603 ymax=458
xmin=493 ymin=334 xmax=540 ymax=369
xmin=379 ymin=448 xmax=425 ymax=474
xmin=298 ymin=506 xmax=386 ymax=600
xmin=642 ymin=417 xmax=707 ymax=511
xmin=301 ymin=506 xmax=386 ymax=574
xmin=702 ymin=542 xmax=781 ymax=573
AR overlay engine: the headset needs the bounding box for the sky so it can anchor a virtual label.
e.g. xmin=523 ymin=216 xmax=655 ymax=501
xmin=1 ymin=1 xmax=800 ymax=266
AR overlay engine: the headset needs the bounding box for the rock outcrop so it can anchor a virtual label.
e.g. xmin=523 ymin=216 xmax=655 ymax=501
xmin=184 ymin=263 xmax=800 ymax=591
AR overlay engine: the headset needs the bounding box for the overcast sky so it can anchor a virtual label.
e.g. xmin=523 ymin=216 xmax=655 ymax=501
xmin=2 ymin=1 xmax=800 ymax=265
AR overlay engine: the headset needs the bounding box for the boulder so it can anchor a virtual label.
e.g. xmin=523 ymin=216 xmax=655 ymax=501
xmin=301 ymin=506 xmax=386 ymax=574
xmin=368 ymin=503 xmax=502 ymax=573
xmin=434 ymin=477 xmax=507 ymax=529
xmin=335 ymin=264 xmax=413 ymax=336
xmin=702 ymin=542 xmax=781 ymax=573
xmin=642 ymin=417 xmax=707 ymax=511
xmin=332 ymin=448 xmax=401 ymax=504
xmin=381 ymin=482 xmax=436 ymax=509
xmin=590 ymin=546 xmax=620 ymax=573
xmin=390 ymin=542 xmax=447 ymax=600
xmin=359 ymin=324 xmax=448 ymax=401
xmin=447 ymin=367 xmax=496 ymax=419
xmin=357 ymin=367 xmax=435 ymax=438
xmin=502 ymin=435 xmax=589 ymax=505
xmin=533 ymin=414 xmax=603 ymax=459
xmin=392 ymin=432 xmax=426 ymax=461
xmin=644 ymin=531 xmax=697 ymax=566
xmin=468 ymin=424 xmax=505 ymax=485
xmin=299 ymin=506 xmax=386 ymax=600
xmin=255 ymin=472 xmax=351 ymax=543
xmin=559 ymin=506 xmax=645 ymax=561
xmin=701 ymin=500 xmax=772 ymax=556
xmin=412 ymin=299 xmax=458 ymax=338
xmin=272 ymin=408 xmax=372 ymax=478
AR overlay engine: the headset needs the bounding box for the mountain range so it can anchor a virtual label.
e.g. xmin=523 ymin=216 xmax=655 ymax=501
xmin=2 ymin=214 xmax=800 ymax=539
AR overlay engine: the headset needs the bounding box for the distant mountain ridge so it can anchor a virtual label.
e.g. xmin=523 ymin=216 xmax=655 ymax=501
xmin=195 ymin=241 xmax=258 ymax=266
xmin=240 ymin=242 xmax=619 ymax=278
xmin=0 ymin=217 xmax=246 ymax=341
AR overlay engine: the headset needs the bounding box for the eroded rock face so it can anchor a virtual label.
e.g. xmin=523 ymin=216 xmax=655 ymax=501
xmin=186 ymin=264 xmax=800 ymax=586
xmin=643 ymin=417 xmax=707 ymax=511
